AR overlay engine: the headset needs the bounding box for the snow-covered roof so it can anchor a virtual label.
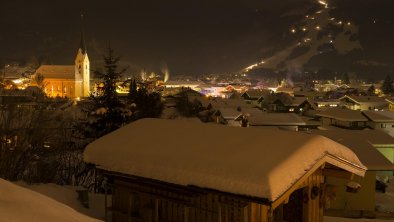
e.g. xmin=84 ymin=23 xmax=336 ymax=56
xmin=362 ymin=110 xmax=394 ymax=122
xmin=312 ymin=130 xmax=394 ymax=171
xmin=340 ymin=95 xmax=388 ymax=104
xmin=240 ymin=107 xmax=263 ymax=115
xmin=290 ymin=97 xmax=308 ymax=106
xmin=84 ymin=119 xmax=366 ymax=201
xmin=248 ymin=113 xmax=306 ymax=126
xmin=199 ymin=97 xmax=253 ymax=109
xmin=164 ymin=80 xmax=204 ymax=86
xmin=242 ymin=89 xmax=271 ymax=98
xmin=216 ymin=108 xmax=242 ymax=120
xmin=0 ymin=179 xmax=101 ymax=222
xmin=35 ymin=65 xmax=79 ymax=80
xmin=316 ymin=107 xmax=368 ymax=121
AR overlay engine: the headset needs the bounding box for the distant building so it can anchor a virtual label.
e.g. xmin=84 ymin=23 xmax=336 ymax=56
xmin=363 ymin=110 xmax=394 ymax=137
xmin=339 ymin=95 xmax=388 ymax=111
xmin=315 ymin=107 xmax=368 ymax=129
xmin=34 ymin=33 xmax=90 ymax=98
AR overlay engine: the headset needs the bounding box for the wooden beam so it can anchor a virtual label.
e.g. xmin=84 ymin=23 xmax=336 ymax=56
xmin=271 ymin=158 xmax=326 ymax=210
xmin=322 ymin=168 xmax=353 ymax=180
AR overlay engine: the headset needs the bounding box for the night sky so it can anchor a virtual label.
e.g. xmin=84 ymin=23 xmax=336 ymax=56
xmin=1 ymin=0 xmax=394 ymax=77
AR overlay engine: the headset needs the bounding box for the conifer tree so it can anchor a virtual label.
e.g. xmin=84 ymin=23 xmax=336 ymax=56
xmin=381 ymin=75 xmax=393 ymax=95
xmin=127 ymin=81 xmax=163 ymax=119
xmin=367 ymin=84 xmax=375 ymax=95
xmin=341 ymin=73 xmax=350 ymax=85
xmin=79 ymin=47 xmax=130 ymax=139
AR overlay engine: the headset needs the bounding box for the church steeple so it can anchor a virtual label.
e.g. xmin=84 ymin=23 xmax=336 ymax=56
xmin=79 ymin=11 xmax=87 ymax=54
xmin=75 ymin=10 xmax=90 ymax=97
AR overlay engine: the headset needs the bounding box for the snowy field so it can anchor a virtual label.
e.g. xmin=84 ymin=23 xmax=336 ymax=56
xmin=0 ymin=179 xmax=101 ymax=222
xmin=17 ymin=182 xmax=106 ymax=221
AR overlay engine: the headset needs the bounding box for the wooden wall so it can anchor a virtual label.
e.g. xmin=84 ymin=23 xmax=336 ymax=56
xmin=108 ymin=178 xmax=271 ymax=222
xmin=107 ymin=169 xmax=324 ymax=222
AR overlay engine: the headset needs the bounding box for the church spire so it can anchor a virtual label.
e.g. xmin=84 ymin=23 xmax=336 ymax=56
xmin=79 ymin=11 xmax=87 ymax=54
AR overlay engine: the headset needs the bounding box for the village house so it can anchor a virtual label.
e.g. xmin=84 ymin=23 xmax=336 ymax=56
xmin=313 ymin=130 xmax=394 ymax=218
xmin=84 ymin=119 xmax=367 ymax=222
xmin=247 ymin=113 xmax=311 ymax=131
xmin=339 ymin=95 xmax=388 ymax=111
xmin=314 ymin=100 xmax=340 ymax=109
xmin=385 ymin=98 xmax=394 ymax=111
xmin=315 ymin=107 xmax=368 ymax=129
xmin=241 ymin=89 xmax=271 ymax=108
xmin=362 ymin=110 xmax=394 ymax=137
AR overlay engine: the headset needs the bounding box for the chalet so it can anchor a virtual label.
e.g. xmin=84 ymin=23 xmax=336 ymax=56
xmin=362 ymin=110 xmax=394 ymax=137
xmin=84 ymin=119 xmax=367 ymax=222
xmin=314 ymin=100 xmax=340 ymax=109
xmin=339 ymin=95 xmax=388 ymax=111
xmin=268 ymin=96 xmax=316 ymax=113
xmin=315 ymin=107 xmax=368 ymax=129
xmin=385 ymin=98 xmax=394 ymax=111
xmin=212 ymin=108 xmax=243 ymax=126
xmin=247 ymin=113 xmax=310 ymax=131
xmin=241 ymin=89 xmax=271 ymax=107
xmin=313 ymin=130 xmax=394 ymax=217
xmin=275 ymin=86 xmax=295 ymax=96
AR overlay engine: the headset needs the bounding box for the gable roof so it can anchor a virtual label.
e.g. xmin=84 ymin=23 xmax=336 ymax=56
xmin=316 ymin=107 xmax=368 ymax=121
xmin=35 ymin=65 xmax=79 ymax=80
xmin=313 ymin=130 xmax=394 ymax=171
xmin=340 ymin=95 xmax=388 ymax=104
xmin=248 ymin=113 xmax=306 ymax=126
xmin=215 ymin=108 xmax=242 ymax=120
xmin=84 ymin=118 xmax=366 ymax=202
xmin=362 ymin=110 xmax=394 ymax=122
xmin=241 ymin=89 xmax=271 ymax=99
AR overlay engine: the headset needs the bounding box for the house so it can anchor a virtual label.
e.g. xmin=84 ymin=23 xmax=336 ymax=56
xmin=385 ymin=98 xmax=394 ymax=111
xmin=212 ymin=108 xmax=243 ymax=126
xmin=315 ymin=107 xmax=368 ymax=129
xmin=312 ymin=130 xmax=394 ymax=217
xmin=34 ymin=34 xmax=90 ymax=98
xmin=339 ymin=95 xmax=388 ymax=111
xmin=241 ymin=89 xmax=271 ymax=107
xmin=362 ymin=110 xmax=394 ymax=137
xmin=84 ymin=118 xmax=367 ymax=222
xmin=314 ymin=100 xmax=340 ymax=109
xmin=356 ymin=129 xmax=394 ymax=166
xmin=247 ymin=113 xmax=313 ymax=131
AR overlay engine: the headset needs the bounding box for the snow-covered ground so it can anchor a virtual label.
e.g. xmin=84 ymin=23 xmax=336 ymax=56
xmin=376 ymin=179 xmax=394 ymax=216
xmin=3 ymin=178 xmax=393 ymax=222
xmin=17 ymin=182 xmax=107 ymax=221
xmin=0 ymin=179 xmax=101 ymax=222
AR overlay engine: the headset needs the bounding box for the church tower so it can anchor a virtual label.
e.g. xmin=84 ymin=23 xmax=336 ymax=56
xmin=75 ymin=12 xmax=90 ymax=97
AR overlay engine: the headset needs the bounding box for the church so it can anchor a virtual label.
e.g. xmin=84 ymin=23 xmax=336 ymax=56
xmin=34 ymin=33 xmax=90 ymax=98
